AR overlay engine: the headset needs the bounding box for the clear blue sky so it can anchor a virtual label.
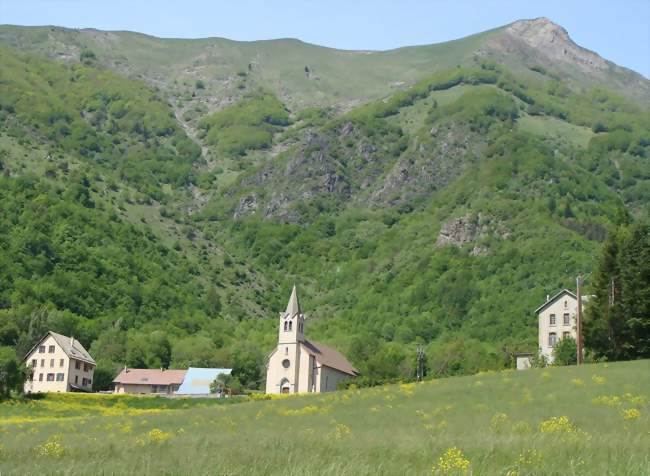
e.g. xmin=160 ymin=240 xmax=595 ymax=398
xmin=1 ymin=0 xmax=649 ymax=77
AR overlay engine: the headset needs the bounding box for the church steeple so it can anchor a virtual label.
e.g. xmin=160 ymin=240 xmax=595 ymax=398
xmin=285 ymin=284 xmax=301 ymax=317
xmin=278 ymin=284 xmax=305 ymax=343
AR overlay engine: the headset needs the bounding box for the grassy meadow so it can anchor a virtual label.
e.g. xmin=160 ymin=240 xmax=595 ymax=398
xmin=1 ymin=360 xmax=648 ymax=475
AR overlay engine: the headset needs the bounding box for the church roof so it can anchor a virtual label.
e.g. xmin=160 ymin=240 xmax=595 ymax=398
xmin=284 ymin=284 xmax=301 ymax=318
xmin=302 ymin=339 xmax=358 ymax=376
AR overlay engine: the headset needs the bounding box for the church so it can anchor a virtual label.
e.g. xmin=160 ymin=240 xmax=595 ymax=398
xmin=265 ymin=285 xmax=358 ymax=394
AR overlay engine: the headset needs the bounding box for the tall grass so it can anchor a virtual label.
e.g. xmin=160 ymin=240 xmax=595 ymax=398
xmin=0 ymin=360 xmax=648 ymax=475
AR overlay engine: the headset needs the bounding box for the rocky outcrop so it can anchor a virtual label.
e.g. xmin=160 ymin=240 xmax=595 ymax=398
xmin=234 ymin=194 xmax=258 ymax=218
xmin=504 ymin=18 xmax=607 ymax=73
xmin=373 ymin=122 xmax=484 ymax=205
xmin=436 ymin=214 xmax=483 ymax=247
xmin=436 ymin=213 xmax=510 ymax=254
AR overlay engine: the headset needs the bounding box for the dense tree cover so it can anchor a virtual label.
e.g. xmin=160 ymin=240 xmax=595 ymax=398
xmin=0 ymin=346 xmax=26 ymax=397
xmin=0 ymin=46 xmax=201 ymax=198
xmin=198 ymin=91 xmax=290 ymax=156
xmin=584 ymin=223 xmax=650 ymax=360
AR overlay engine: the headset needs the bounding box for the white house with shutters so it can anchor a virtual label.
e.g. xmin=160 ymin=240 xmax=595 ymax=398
xmin=23 ymin=331 xmax=96 ymax=393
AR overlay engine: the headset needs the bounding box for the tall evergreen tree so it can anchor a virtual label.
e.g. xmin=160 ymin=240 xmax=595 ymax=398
xmin=584 ymin=224 xmax=650 ymax=360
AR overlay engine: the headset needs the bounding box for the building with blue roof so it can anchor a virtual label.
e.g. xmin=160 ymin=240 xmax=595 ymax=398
xmin=176 ymin=367 xmax=232 ymax=395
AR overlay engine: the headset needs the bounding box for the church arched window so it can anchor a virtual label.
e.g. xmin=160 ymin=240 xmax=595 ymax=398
xmin=284 ymin=321 xmax=288 ymax=331
xmin=289 ymin=321 xmax=293 ymax=331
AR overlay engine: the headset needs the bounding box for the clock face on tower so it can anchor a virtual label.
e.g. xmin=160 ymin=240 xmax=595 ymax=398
xmin=282 ymin=359 xmax=290 ymax=368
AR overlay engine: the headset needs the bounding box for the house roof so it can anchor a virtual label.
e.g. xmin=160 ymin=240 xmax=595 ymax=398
xmin=112 ymin=368 xmax=187 ymax=386
xmin=176 ymin=367 xmax=232 ymax=395
xmin=302 ymin=339 xmax=358 ymax=376
xmin=534 ymin=289 xmax=577 ymax=314
xmin=24 ymin=331 xmax=96 ymax=365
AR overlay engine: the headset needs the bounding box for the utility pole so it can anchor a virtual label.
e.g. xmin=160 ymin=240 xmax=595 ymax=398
xmin=416 ymin=344 xmax=425 ymax=382
xmin=576 ymin=275 xmax=584 ymax=364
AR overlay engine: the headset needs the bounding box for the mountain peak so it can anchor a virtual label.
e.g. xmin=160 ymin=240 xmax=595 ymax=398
xmin=503 ymin=17 xmax=608 ymax=72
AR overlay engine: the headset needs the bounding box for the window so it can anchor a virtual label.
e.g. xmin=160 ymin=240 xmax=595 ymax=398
xmin=285 ymin=347 xmax=288 ymax=355
xmin=563 ymin=313 xmax=570 ymax=325
xmin=39 ymin=345 xmax=45 ymax=353
xmin=289 ymin=321 xmax=293 ymax=331
xmin=50 ymin=359 xmax=54 ymax=367
xmin=563 ymin=332 xmax=571 ymax=339
xmin=48 ymin=345 xmax=55 ymax=353
xmin=47 ymin=373 xmax=55 ymax=382
xmin=84 ymin=363 xmax=90 ymax=372
xmin=282 ymin=359 xmax=290 ymax=369
xmin=75 ymin=375 xmax=78 ymax=384
xmin=60 ymin=359 xmax=64 ymax=367
xmin=31 ymin=359 xmax=37 ymax=368
xmin=56 ymin=373 xmax=65 ymax=382
xmin=39 ymin=373 xmax=43 ymax=382
xmin=548 ymin=333 xmax=557 ymax=347
xmin=41 ymin=359 xmax=45 ymax=367
xmin=29 ymin=373 xmax=34 ymax=382
xmin=75 ymin=361 xmax=81 ymax=370
xmin=284 ymin=321 xmax=288 ymax=331
xmin=549 ymin=314 xmax=556 ymax=326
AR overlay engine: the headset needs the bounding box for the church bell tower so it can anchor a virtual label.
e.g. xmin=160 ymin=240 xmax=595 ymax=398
xmin=278 ymin=284 xmax=305 ymax=344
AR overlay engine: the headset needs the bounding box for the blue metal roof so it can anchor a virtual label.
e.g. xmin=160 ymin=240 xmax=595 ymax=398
xmin=176 ymin=367 xmax=232 ymax=395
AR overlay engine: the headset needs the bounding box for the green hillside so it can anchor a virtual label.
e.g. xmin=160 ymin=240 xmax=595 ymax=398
xmin=0 ymin=19 xmax=649 ymax=387
xmin=1 ymin=360 xmax=648 ymax=475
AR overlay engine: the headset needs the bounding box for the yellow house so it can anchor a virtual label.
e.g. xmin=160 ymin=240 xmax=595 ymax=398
xmin=23 ymin=331 xmax=96 ymax=393
xmin=265 ymin=285 xmax=358 ymax=394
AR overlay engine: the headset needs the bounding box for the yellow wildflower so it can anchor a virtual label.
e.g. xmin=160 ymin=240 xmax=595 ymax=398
xmin=622 ymin=408 xmax=641 ymax=421
xmin=591 ymin=375 xmax=606 ymax=385
xmin=539 ymin=416 xmax=583 ymax=435
xmin=147 ymin=428 xmax=172 ymax=444
xmin=592 ymin=395 xmax=621 ymax=407
xmin=34 ymin=435 xmax=64 ymax=458
xmin=433 ymin=447 xmax=470 ymax=475
xmin=490 ymin=413 xmax=509 ymax=433
xmin=328 ymin=421 xmax=351 ymax=441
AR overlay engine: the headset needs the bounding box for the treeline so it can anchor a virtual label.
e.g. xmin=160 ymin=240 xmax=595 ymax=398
xmin=585 ymin=222 xmax=650 ymax=360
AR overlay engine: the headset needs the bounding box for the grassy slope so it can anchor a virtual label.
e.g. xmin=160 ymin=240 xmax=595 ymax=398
xmin=1 ymin=360 xmax=648 ymax=475
xmin=0 ymin=25 xmax=498 ymax=109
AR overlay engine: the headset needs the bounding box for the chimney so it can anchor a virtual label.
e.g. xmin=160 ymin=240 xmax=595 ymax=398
xmin=70 ymin=336 xmax=74 ymax=347
xmin=546 ymin=294 xmax=549 ymax=302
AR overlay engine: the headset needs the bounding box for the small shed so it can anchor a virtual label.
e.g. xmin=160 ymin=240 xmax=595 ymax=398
xmin=515 ymin=353 xmax=533 ymax=370
xmin=176 ymin=367 xmax=232 ymax=395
